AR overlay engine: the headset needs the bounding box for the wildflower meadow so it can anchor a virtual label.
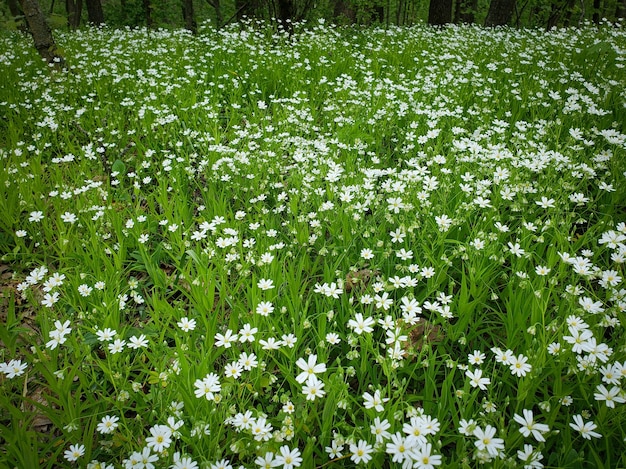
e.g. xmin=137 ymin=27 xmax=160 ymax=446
xmin=1 ymin=19 xmax=626 ymax=469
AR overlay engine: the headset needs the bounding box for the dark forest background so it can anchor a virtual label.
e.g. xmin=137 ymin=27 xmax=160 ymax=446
xmin=4 ymin=0 xmax=626 ymax=33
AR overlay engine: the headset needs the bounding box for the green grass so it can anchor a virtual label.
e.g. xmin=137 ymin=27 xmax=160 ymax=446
xmin=1 ymin=19 xmax=626 ymax=469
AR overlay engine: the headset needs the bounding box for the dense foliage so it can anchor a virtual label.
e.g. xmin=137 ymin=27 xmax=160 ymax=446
xmin=1 ymin=19 xmax=626 ymax=469
xmin=2 ymin=0 xmax=626 ymax=30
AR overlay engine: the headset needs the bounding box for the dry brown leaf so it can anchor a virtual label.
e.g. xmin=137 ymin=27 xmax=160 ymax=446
xmin=344 ymin=268 xmax=378 ymax=293
xmin=407 ymin=319 xmax=444 ymax=352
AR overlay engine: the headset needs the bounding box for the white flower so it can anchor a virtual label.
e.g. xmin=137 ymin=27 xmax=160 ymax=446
xmin=177 ymin=317 xmax=196 ymax=332
xmin=257 ymin=278 xmax=275 ymax=290
xmin=360 ymin=248 xmax=374 ymax=260
xmin=250 ymin=417 xmax=273 ymax=441
xmin=0 ymin=359 xmax=27 ymax=379
xmin=63 ymin=444 xmax=85 ymax=462
xmin=513 ymin=409 xmax=549 ymax=442
xmin=97 ymin=415 xmax=119 ymax=434
xmin=171 ymin=455 xmax=199 ymax=469
xmin=96 ymin=328 xmax=116 ymax=342
xmin=127 ymin=334 xmax=148 ymax=349
xmin=412 ymin=442 xmax=442 ymax=468
xmin=466 ymin=368 xmax=491 ymax=390
xmin=385 ymin=432 xmax=416 ymax=464
xmin=61 ymin=212 xmax=78 ymax=224
xmin=370 ymin=416 xmax=391 ymax=443
xmin=256 ymin=301 xmax=274 ymax=316
xmin=238 ymin=352 xmax=258 ymax=371
xmin=325 ymin=332 xmax=341 ymax=345
xmin=224 ymin=361 xmax=243 ymax=379
xmin=238 ymin=323 xmax=257 ymax=342
xmin=349 ymin=440 xmax=373 ymax=464
xmin=194 ymin=373 xmax=221 ymax=400
xmin=145 ymin=424 xmax=173 ymax=452
xmin=363 ymin=389 xmax=388 ymax=412
xmin=295 ymin=354 xmax=327 ymax=384
xmin=594 ymin=384 xmax=626 ymax=408
xmin=302 ymin=375 xmax=326 ymax=401
xmin=569 ymin=414 xmax=601 ymax=439
xmin=473 ymin=425 xmax=504 ymax=456
xmin=29 ymin=211 xmax=44 ymax=222
xmin=348 ymin=313 xmax=375 ymax=335
xmin=509 ymin=354 xmax=532 ymax=377
xmin=214 ymin=329 xmax=238 ymax=348
xmin=108 ymin=339 xmax=126 ymax=354
xmin=274 ymin=445 xmax=302 ymax=469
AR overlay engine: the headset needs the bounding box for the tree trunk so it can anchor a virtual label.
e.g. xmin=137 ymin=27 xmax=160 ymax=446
xmin=455 ymin=0 xmax=478 ymax=23
xmin=85 ymin=0 xmax=104 ymax=25
xmin=235 ymin=0 xmax=247 ymax=20
xmin=66 ymin=0 xmax=83 ymax=29
xmin=333 ymin=0 xmax=356 ymax=23
xmin=182 ymin=0 xmax=197 ymax=33
xmin=592 ymin=0 xmax=601 ymax=23
xmin=143 ymin=0 xmax=153 ymax=28
xmin=8 ymin=0 xmax=28 ymax=31
xmin=453 ymin=0 xmax=461 ymax=22
xmin=8 ymin=0 xmax=22 ymax=17
xmin=484 ymin=0 xmax=516 ymax=26
xmin=19 ymin=0 xmax=65 ymax=68
xmin=617 ymin=0 xmax=626 ymax=19
xmin=545 ymin=0 xmax=574 ymax=29
xmin=374 ymin=5 xmax=384 ymax=22
xmin=205 ymin=0 xmax=223 ymax=28
xmin=396 ymin=0 xmax=403 ymax=24
xmin=428 ymin=0 xmax=453 ymax=24
xmin=276 ymin=0 xmax=293 ymax=26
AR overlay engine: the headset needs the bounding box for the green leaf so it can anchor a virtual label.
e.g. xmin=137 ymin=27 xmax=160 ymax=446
xmin=111 ymin=159 xmax=126 ymax=175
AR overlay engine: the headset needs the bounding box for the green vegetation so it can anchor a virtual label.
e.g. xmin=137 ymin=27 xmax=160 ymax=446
xmin=1 ymin=20 xmax=625 ymax=468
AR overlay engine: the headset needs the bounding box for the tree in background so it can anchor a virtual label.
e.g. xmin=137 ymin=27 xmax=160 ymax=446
xmin=454 ymin=0 xmax=478 ymax=23
xmin=617 ymin=0 xmax=626 ymax=19
xmin=19 ymin=0 xmax=65 ymax=68
xmin=544 ymin=0 xmax=575 ymax=29
xmin=66 ymin=0 xmax=82 ymax=28
xmin=86 ymin=0 xmax=104 ymax=24
xmin=21 ymin=0 xmax=626 ymax=31
xmin=592 ymin=0 xmax=601 ymax=22
xmin=484 ymin=0 xmax=516 ymax=25
xmin=182 ymin=0 xmax=197 ymax=32
xmin=143 ymin=0 xmax=152 ymax=27
xmin=333 ymin=0 xmax=356 ymax=23
xmin=428 ymin=0 xmax=453 ymax=24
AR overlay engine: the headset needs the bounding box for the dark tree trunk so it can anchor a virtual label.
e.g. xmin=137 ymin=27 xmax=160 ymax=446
xmin=592 ymin=0 xmax=601 ymax=23
xmin=19 ymin=0 xmax=65 ymax=68
xmin=545 ymin=0 xmax=574 ymax=29
xmin=66 ymin=0 xmax=83 ymax=28
xmin=182 ymin=0 xmax=197 ymax=33
xmin=428 ymin=0 xmax=453 ymax=24
xmin=205 ymin=0 xmax=223 ymax=28
xmin=484 ymin=0 xmax=516 ymax=26
xmin=8 ymin=0 xmax=22 ymax=17
xmin=333 ymin=0 xmax=356 ymax=23
xmin=617 ymin=0 xmax=626 ymax=19
xmin=85 ymin=0 xmax=104 ymax=25
xmin=546 ymin=1 xmax=561 ymax=28
xmin=235 ymin=0 xmax=247 ymax=20
xmin=143 ymin=0 xmax=153 ymax=28
xmin=453 ymin=0 xmax=461 ymax=22
xmin=374 ymin=5 xmax=384 ymax=22
xmin=396 ymin=0 xmax=404 ymax=24
xmin=8 ymin=0 xmax=28 ymax=31
xmin=276 ymin=0 xmax=293 ymax=25
xmin=455 ymin=0 xmax=478 ymax=22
